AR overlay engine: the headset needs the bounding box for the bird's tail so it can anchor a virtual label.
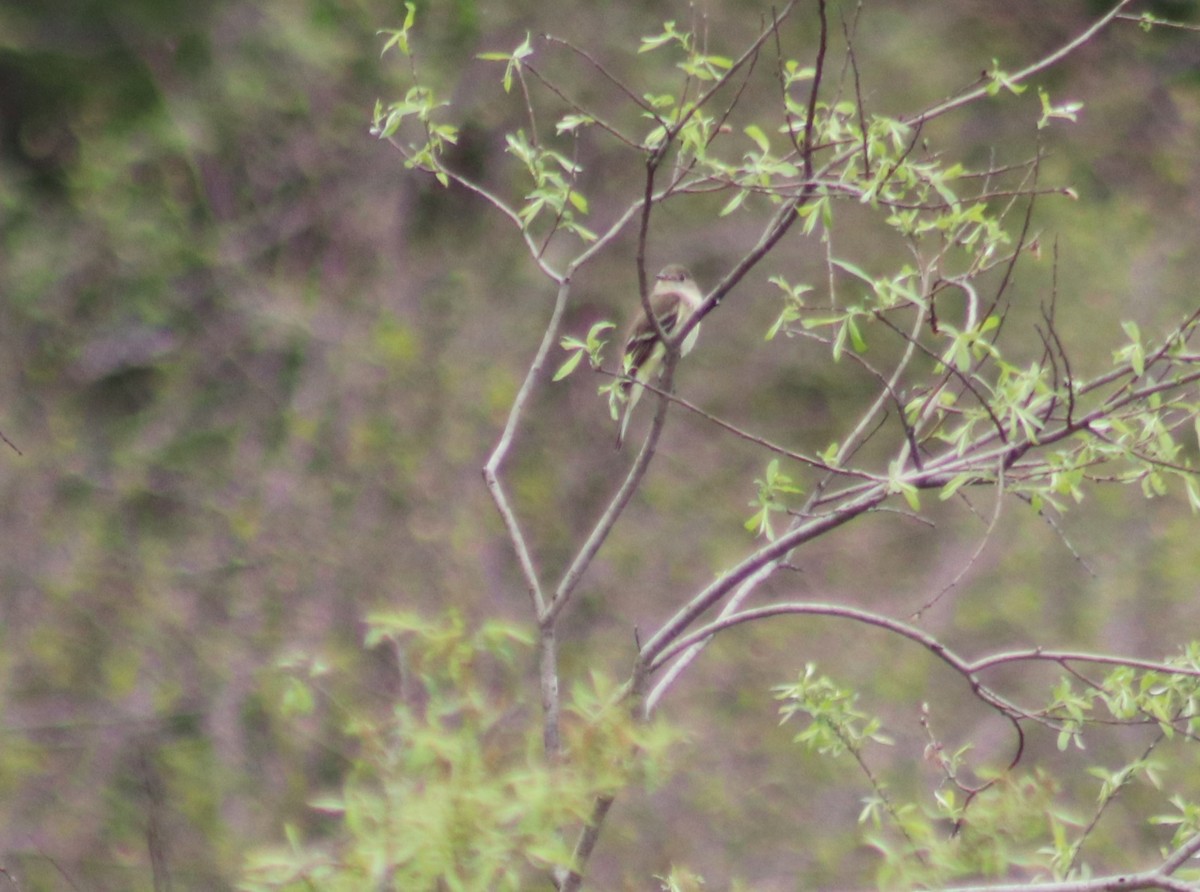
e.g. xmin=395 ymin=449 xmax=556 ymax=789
xmin=615 ymin=379 xmax=641 ymax=449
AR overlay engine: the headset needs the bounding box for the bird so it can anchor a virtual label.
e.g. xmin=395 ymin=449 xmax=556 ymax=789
xmin=615 ymin=264 xmax=704 ymax=449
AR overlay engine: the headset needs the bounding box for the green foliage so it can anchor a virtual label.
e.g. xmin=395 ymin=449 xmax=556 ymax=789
xmin=242 ymin=611 xmax=677 ymax=890
xmin=1037 ymin=88 xmax=1083 ymax=130
xmin=503 ymin=130 xmax=596 ymax=242
xmin=777 ymin=655 xmax=1200 ymax=888
xmin=654 ymin=864 xmax=708 ymax=892
xmin=555 ymin=321 xmax=615 ymax=382
xmin=477 ymin=33 xmax=534 ymax=95
xmin=377 ymin=2 xmax=418 ymax=57
xmin=764 ymin=275 xmax=813 ymax=341
xmin=364 ymin=3 xmax=1200 ymax=885
xmin=776 ymin=664 xmax=893 ymax=758
xmin=744 ymin=459 xmax=804 ymax=540
xmin=7 ymin=0 xmax=1200 ymax=888
xmin=869 ymin=769 xmax=1067 ymax=889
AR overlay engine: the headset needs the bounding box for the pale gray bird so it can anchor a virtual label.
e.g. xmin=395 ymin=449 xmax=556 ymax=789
xmin=616 ymin=264 xmax=704 ymax=448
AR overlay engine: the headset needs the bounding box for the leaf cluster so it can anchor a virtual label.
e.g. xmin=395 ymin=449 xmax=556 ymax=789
xmin=242 ymin=612 xmax=678 ymax=890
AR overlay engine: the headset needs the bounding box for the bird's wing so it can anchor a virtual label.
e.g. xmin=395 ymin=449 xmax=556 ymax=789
xmin=621 ymin=289 xmax=689 ymax=379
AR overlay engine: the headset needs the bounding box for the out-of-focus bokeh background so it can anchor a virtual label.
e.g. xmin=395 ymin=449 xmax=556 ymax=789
xmin=3 ymin=0 xmax=1200 ymax=888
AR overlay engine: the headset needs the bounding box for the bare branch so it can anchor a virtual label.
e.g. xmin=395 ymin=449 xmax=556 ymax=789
xmin=906 ymin=0 xmax=1140 ymax=127
xmin=483 ymin=278 xmax=574 ymax=618
xmin=559 ymin=795 xmax=615 ymax=892
xmin=541 ymin=35 xmax=658 ymax=116
xmin=545 ymin=350 xmax=682 ymax=626
xmin=908 ymin=460 xmax=1006 ymax=620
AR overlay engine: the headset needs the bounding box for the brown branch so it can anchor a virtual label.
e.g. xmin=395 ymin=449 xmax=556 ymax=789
xmin=939 ymin=842 xmax=1200 ymax=892
xmin=909 ymin=461 xmax=1006 ymax=620
xmin=675 ymin=0 xmax=802 ymax=143
xmin=905 ymin=0 xmax=1140 ymax=128
xmin=541 ymin=35 xmax=657 ymax=116
xmin=545 ymin=350 xmax=684 ymax=627
xmin=800 ymin=0 xmax=827 ymax=182
xmin=596 ymin=366 xmax=881 ymax=479
xmin=558 ymin=795 xmax=615 ymax=892
xmin=524 ymin=62 xmax=643 ymax=150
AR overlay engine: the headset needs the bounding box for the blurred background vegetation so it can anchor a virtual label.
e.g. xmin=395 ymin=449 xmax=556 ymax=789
xmin=2 ymin=0 xmax=1200 ymax=889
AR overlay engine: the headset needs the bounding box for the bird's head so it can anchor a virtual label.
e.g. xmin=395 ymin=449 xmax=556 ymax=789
xmin=656 ymin=264 xmax=693 ymax=284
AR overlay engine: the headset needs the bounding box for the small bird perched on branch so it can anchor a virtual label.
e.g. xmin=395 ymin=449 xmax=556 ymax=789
xmin=616 ymin=264 xmax=704 ymax=449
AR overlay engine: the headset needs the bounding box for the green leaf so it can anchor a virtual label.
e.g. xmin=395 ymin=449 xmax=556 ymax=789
xmin=479 ymin=33 xmax=534 ymax=93
xmin=378 ymin=3 xmax=417 ymax=56
xmin=830 ymin=257 xmax=874 ymax=286
xmin=1184 ymin=475 xmax=1200 ymax=514
xmin=987 ymin=59 xmax=1027 ymax=96
xmin=1118 ymin=320 xmax=1145 ymax=376
xmin=766 ymin=308 xmax=795 ymax=341
xmin=280 ymin=678 xmax=314 ymax=717
xmin=308 ymin=795 xmax=346 ymax=814
xmin=846 ymin=315 xmax=867 ymax=353
xmin=586 ymin=320 xmax=615 ymax=344
xmin=784 ymin=61 xmax=816 ymax=85
xmin=557 ymin=114 xmax=595 ymax=134
xmin=939 ymin=472 xmax=974 ymax=500
xmin=744 ymin=124 xmax=770 ymax=153
xmin=567 ymin=191 xmax=589 ymax=213
xmin=744 ymin=507 xmax=772 ymax=539
xmin=1037 ymin=87 xmax=1083 ymax=130
xmin=553 ymin=349 xmax=584 ymax=381
xmin=639 ymin=21 xmax=686 ymax=53
xmin=719 ymin=189 xmax=748 ymax=217
xmin=887 ymin=460 xmax=920 ymax=510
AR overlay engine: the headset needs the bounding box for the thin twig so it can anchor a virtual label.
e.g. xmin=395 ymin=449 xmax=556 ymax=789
xmin=905 ymin=0 xmax=1140 ymax=127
